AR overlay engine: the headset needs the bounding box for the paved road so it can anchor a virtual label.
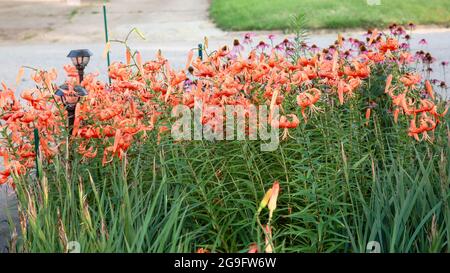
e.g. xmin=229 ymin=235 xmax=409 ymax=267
xmin=0 ymin=0 xmax=449 ymax=96
xmin=1 ymin=30 xmax=449 ymax=97
xmin=1 ymin=0 xmax=450 ymax=252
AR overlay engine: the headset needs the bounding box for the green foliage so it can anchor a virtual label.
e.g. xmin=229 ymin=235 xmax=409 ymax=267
xmin=10 ymin=92 xmax=450 ymax=253
xmin=210 ymin=0 xmax=450 ymax=31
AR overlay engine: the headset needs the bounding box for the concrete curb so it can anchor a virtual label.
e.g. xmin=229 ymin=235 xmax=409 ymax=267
xmin=0 ymin=184 xmax=19 ymax=253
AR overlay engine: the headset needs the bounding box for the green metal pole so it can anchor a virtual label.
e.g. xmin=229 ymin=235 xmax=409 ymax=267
xmin=33 ymin=128 xmax=39 ymax=178
xmin=198 ymin=44 xmax=203 ymax=61
xmin=103 ymin=3 xmax=111 ymax=84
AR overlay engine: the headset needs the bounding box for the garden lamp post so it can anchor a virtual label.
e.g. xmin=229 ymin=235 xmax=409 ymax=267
xmin=55 ymin=84 xmax=88 ymax=135
xmin=55 ymin=49 xmax=92 ymax=135
xmin=67 ymin=49 xmax=93 ymax=83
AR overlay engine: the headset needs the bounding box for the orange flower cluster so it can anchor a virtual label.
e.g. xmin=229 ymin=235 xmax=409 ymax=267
xmin=1 ymin=26 xmax=448 ymax=185
xmin=385 ymin=74 xmax=448 ymax=141
xmin=1 ymin=71 xmax=64 ymax=185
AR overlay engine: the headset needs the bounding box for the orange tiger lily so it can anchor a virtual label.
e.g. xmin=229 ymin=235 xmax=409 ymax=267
xmin=78 ymin=144 xmax=97 ymax=159
xmin=277 ymin=114 xmax=299 ymax=129
xmin=378 ymin=37 xmax=399 ymax=52
xmin=297 ymin=88 xmax=321 ymax=121
xmin=400 ymin=74 xmax=421 ymax=87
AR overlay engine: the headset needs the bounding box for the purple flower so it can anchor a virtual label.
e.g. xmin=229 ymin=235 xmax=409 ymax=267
xmin=268 ymin=34 xmax=276 ymax=42
xmin=183 ymin=79 xmax=195 ymax=92
xmin=392 ymin=26 xmax=406 ymax=36
xmin=309 ymin=44 xmax=320 ymax=53
xmin=256 ymin=41 xmax=270 ymax=52
xmin=228 ymin=47 xmax=242 ymax=60
xmin=431 ymin=79 xmax=440 ymax=85
xmin=341 ymin=49 xmax=353 ymax=59
xmin=285 ymin=47 xmax=295 ymax=58
xmin=243 ymin=33 xmax=255 ymax=44
xmin=350 ymin=38 xmax=362 ymax=48
xmin=419 ymin=39 xmax=428 ymax=46
xmin=441 ymin=61 xmax=449 ymax=67
xmin=327 ymin=47 xmax=337 ymax=55
xmin=280 ymin=38 xmax=293 ymax=48
xmin=400 ymin=43 xmax=410 ymax=50
xmin=228 ymin=39 xmax=245 ymax=59
xmin=300 ymin=42 xmax=308 ymax=50
xmin=423 ymin=53 xmax=435 ymax=64
xmin=274 ymin=44 xmax=284 ymax=52
xmin=415 ymin=50 xmax=425 ymax=60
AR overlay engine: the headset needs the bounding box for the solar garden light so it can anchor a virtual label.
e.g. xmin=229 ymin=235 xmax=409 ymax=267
xmin=67 ymin=49 xmax=93 ymax=82
xmin=55 ymin=49 xmax=92 ymax=135
xmin=55 ymin=84 xmax=88 ymax=135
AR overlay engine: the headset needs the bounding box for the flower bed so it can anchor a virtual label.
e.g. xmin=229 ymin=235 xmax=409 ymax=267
xmin=1 ymin=24 xmax=449 ymax=253
xmin=1 ymin=25 xmax=448 ymax=186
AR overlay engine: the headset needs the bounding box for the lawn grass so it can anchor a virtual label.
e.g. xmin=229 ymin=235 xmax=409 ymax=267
xmin=209 ymin=0 xmax=450 ymax=31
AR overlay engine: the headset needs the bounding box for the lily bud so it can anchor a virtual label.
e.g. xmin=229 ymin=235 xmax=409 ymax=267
xmin=257 ymin=188 xmax=272 ymax=214
xmin=268 ymin=181 xmax=280 ymax=220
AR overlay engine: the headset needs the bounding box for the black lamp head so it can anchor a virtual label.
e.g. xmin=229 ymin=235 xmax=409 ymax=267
xmin=73 ymin=85 xmax=88 ymax=97
xmin=55 ymin=84 xmax=67 ymax=97
xmin=67 ymin=49 xmax=93 ymax=69
xmin=55 ymin=84 xmax=88 ymax=108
